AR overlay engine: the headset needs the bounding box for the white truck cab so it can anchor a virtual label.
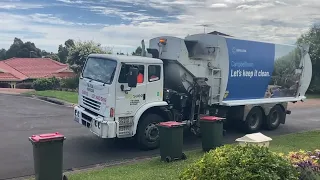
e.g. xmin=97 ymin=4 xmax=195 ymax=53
xmin=74 ymin=54 xmax=168 ymax=149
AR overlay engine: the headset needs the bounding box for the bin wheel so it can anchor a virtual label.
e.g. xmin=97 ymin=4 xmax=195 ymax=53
xmin=181 ymin=153 xmax=187 ymax=160
xmin=63 ymin=175 xmax=68 ymax=180
xmin=165 ymin=156 xmax=172 ymax=163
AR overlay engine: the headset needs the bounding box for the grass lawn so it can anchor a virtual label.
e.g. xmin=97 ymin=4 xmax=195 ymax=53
xmin=67 ymin=130 xmax=320 ymax=180
xmin=26 ymin=90 xmax=78 ymax=104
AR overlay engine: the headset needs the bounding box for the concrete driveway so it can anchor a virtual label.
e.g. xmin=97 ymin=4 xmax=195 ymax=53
xmin=0 ymin=94 xmax=319 ymax=179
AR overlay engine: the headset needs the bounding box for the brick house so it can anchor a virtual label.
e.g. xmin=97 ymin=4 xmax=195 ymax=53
xmin=0 ymin=58 xmax=75 ymax=88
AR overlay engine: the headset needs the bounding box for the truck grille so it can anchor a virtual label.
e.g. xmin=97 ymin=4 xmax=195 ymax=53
xmin=82 ymin=96 xmax=101 ymax=111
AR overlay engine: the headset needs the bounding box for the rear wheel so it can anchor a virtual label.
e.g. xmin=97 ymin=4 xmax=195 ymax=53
xmin=264 ymin=105 xmax=284 ymax=130
xmin=136 ymin=113 xmax=164 ymax=150
xmin=242 ymin=107 xmax=263 ymax=133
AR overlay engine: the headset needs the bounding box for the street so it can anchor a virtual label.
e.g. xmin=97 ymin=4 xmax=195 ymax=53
xmin=0 ymin=93 xmax=319 ymax=179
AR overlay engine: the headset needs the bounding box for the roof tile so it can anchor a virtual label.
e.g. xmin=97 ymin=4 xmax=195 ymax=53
xmin=0 ymin=58 xmax=74 ymax=81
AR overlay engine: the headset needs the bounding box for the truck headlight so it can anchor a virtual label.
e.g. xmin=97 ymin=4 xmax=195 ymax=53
xmin=75 ymin=110 xmax=80 ymax=117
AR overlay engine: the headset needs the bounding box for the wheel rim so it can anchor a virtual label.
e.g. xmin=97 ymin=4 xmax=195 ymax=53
xmin=144 ymin=123 xmax=159 ymax=142
xmin=270 ymin=111 xmax=279 ymax=125
xmin=249 ymin=113 xmax=260 ymax=129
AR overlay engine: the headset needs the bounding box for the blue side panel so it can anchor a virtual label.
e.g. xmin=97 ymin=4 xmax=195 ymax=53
xmin=224 ymin=38 xmax=275 ymax=100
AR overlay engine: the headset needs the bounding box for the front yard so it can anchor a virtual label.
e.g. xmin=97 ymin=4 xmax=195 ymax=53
xmin=67 ymin=130 xmax=320 ymax=180
xmin=20 ymin=89 xmax=320 ymax=179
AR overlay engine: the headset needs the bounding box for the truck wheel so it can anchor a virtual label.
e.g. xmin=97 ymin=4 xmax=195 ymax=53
xmin=137 ymin=113 xmax=164 ymax=150
xmin=264 ymin=105 xmax=284 ymax=130
xmin=243 ymin=107 xmax=263 ymax=133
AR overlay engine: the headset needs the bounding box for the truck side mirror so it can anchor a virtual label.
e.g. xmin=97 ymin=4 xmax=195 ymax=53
xmin=127 ymin=67 xmax=138 ymax=87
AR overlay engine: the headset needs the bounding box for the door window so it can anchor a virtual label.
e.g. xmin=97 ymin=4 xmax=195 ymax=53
xmin=118 ymin=64 xmax=145 ymax=83
xmin=148 ymin=65 xmax=161 ymax=82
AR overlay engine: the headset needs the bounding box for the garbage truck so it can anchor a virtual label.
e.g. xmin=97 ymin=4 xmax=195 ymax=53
xmin=73 ymin=32 xmax=312 ymax=150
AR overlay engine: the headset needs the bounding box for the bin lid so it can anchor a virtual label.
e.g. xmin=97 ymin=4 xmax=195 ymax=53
xmin=29 ymin=132 xmax=65 ymax=143
xmin=158 ymin=121 xmax=184 ymax=128
xmin=200 ymin=116 xmax=225 ymax=121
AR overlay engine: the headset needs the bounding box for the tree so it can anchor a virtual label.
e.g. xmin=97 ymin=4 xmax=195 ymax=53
xmin=58 ymin=39 xmax=75 ymax=63
xmin=297 ymin=24 xmax=320 ymax=93
xmin=41 ymin=50 xmax=50 ymax=57
xmin=67 ymin=40 xmax=107 ymax=74
xmin=0 ymin=49 xmax=6 ymax=60
xmin=65 ymin=39 xmax=75 ymax=49
xmin=5 ymin=38 xmax=42 ymax=58
xmin=58 ymin=45 xmax=68 ymax=63
xmin=132 ymin=46 xmax=142 ymax=56
xmin=45 ymin=54 xmax=60 ymax=62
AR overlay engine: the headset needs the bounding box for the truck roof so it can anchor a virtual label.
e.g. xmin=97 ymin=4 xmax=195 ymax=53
xmin=88 ymin=54 xmax=163 ymax=64
xmin=187 ymin=33 xmax=298 ymax=47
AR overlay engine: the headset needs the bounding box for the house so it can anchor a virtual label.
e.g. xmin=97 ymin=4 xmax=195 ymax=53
xmin=0 ymin=57 xmax=75 ymax=88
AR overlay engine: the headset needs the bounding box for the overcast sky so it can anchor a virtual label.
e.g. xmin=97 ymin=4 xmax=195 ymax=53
xmin=0 ymin=0 xmax=319 ymax=54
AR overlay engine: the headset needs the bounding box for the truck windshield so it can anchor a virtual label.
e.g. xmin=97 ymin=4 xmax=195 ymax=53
xmin=82 ymin=57 xmax=117 ymax=84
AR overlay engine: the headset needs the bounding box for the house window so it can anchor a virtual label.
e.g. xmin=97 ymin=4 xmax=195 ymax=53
xmin=148 ymin=65 xmax=161 ymax=82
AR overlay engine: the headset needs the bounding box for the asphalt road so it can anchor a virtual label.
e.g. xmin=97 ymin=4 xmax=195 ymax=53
xmin=0 ymin=94 xmax=320 ymax=180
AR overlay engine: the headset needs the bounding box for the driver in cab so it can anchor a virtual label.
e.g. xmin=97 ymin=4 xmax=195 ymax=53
xmin=137 ymin=66 xmax=144 ymax=83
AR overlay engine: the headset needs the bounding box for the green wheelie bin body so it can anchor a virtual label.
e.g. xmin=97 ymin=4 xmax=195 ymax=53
xmin=157 ymin=121 xmax=186 ymax=162
xmin=200 ymin=116 xmax=225 ymax=152
xmin=29 ymin=132 xmax=66 ymax=180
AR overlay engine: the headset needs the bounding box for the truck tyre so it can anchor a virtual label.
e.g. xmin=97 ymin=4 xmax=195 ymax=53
xmin=243 ymin=107 xmax=263 ymax=133
xmin=136 ymin=113 xmax=164 ymax=150
xmin=264 ymin=105 xmax=284 ymax=130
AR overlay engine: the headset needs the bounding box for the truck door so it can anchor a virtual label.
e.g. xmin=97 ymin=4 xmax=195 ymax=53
xmin=146 ymin=64 xmax=163 ymax=103
xmin=115 ymin=63 xmax=147 ymax=116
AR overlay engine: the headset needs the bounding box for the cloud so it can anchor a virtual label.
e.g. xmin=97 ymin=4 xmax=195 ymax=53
xmin=274 ymin=1 xmax=288 ymax=5
xmin=210 ymin=3 xmax=228 ymax=8
xmin=88 ymin=6 xmax=165 ymax=24
xmin=0 ymin=1 xmax=43 ymax=9
xmin=0 ymin=0 xmax=318 ymax=54
xmin=236 ymin=3 xmax=275 ymax=10
xmin=56 ymin=0 xmax=84 ymax=4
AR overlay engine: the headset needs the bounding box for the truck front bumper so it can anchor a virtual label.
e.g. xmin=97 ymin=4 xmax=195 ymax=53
xmin=74 ymin=105 xmax=117 ymax=138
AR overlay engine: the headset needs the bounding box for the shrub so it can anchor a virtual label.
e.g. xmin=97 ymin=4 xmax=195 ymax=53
xmin=179 ymin=144 xmax=299 ymax=180
xmin=16 ymin=82 xmax=33 ymax=89
xmin=33 ymin=77 xmax=60 ymax=91
xmin=60 ymin=76 xmax=79 ymax=90
xmin=287 ymin=150 xmax=320 ymax=180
